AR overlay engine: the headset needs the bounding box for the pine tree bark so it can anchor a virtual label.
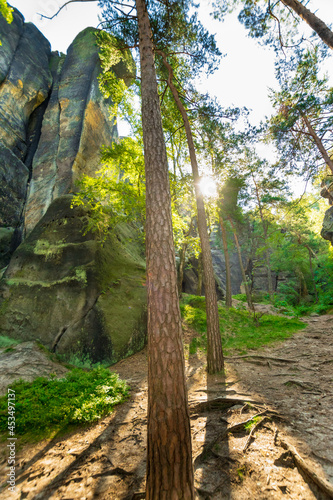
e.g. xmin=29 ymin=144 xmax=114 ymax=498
xmin=136 ymin=1 xmax=195 ymax=497
xmin=219 ymin=216 xmax=232 ymax=308
xmin=281 ymin=0 xmax=333 ymax=50
xmin=158 ymin=50 xmax=224 ymax=374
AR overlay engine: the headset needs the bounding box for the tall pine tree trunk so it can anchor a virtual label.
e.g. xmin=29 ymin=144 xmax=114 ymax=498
xmin=159 ymin=50 xmax=224 ymax=374
xmin=281 ymin=0 xmax=333 ymax=50
xmin=219 ymin=216 xmax=232 ymax=308
xmin=136 ymin=1 xmax=195 ymax=497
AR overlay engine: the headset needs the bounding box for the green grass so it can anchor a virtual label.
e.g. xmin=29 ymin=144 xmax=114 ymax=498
xmin=0 ymin=367 xmax=128 ymax=441
xmin=0 ymin=336 xmax=20 ymax=349
xmin=180 ymin=294 xmax=305 ymax=355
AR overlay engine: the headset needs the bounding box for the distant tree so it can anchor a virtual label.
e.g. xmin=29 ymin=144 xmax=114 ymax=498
xmin=269 ymin=48 xmax=333 ymax=186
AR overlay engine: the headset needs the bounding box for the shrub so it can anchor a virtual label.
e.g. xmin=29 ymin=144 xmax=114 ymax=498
xmin=0 ymin=367 xmax=128 ymax=439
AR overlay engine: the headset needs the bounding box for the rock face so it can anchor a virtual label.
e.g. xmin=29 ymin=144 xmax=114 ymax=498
xmin=321 ymin=206 xmax=333 ymax=245
xmin=24 ymin=28 xmax=128 ymax=234
xmin=0 ymin=8 xmax=144 ymax=366
xmin=0 ymin=8 xmax=52 ymax=267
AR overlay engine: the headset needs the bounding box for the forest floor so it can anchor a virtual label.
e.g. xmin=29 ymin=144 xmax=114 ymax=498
xmin=0 ymin=314 xmax=332 ymax=499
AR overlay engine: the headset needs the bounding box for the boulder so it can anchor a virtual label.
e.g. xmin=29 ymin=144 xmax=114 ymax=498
xmin=0 ymin=341 xmax=68 ymax=396
xmin=0 ymin=195 xmax=146 ymax=364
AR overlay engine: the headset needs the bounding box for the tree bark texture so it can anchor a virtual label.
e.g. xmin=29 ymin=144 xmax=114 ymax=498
xmin=159 ymin=51 xmax=224 ymax=374
xmin=136 ymin=1 xmax=195 ymax=498
xmin=219 ymin=217 xmax=232 ymax=308
xmin=281 ymin=0 xmax=333 ymax=50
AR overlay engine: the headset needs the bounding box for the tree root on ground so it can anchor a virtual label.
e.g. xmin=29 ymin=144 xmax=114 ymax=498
xmin=277 ymin=434 xmax=333 ymax=499
xmin=190 ymin=397 xmax=264 ymax=414
xmin=225 ymin=355 xmax=295 ymax=363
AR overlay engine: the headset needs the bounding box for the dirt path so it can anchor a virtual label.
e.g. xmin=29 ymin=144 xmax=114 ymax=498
xmin=0 ymin=315 xmax=332 ymax=499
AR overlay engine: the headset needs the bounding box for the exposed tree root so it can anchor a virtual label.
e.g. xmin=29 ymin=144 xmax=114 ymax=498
xmin=194 ymin=410 xmax=280 ymax=465
xmin=278 ymin=435 xmax=333 ymax=499
xmin=225 ymin=355 xmax=295 ymax=363
xmin=190 ymin=397 xmax=264 ymax=414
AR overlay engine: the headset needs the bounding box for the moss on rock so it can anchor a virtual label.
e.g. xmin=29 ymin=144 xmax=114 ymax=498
xmin=0 ymin=195 xmax=146 ymax=364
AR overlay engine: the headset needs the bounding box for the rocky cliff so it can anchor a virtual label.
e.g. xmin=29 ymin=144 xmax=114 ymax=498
xmin=0 ymin=8 xmax=146 ymax=365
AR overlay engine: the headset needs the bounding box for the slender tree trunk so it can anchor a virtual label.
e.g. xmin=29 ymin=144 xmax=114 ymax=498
xmin=228 ymin=218 xmax=254 ymax=311
xmin=219 ymin=216 xmax=232 ymax=308
xmin=197 ymin=252 xmax=203 ymax=296
xmin=136 ymin=1 xmax=195 ymax=497
xmin=302 ymin=115 xmax=333 ymax=175
xmin=307 ymin=246 xmax=318 ymax=303
xmin=159 ymin=50 xmax=224 ymax=374
xmin=281 ymin=0 xmax=333 ymax=50
xmin=177 ymin=217 xmax=194 ymax=297
xmin=178 ymin=242 xmax=187 ymax=297
xmin=252 ymin=176 xmax=274 ymax=300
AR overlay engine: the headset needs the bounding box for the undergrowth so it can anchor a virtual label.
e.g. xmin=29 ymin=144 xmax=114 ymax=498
xmin=180 ymin=294 xmax=305 ymax=355
xmin=0 ymin=367 xmax=128 ymax=441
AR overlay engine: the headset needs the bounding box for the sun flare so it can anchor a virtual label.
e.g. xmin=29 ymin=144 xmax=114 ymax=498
xmin=199 ymin=176 xmax=218 ymax=198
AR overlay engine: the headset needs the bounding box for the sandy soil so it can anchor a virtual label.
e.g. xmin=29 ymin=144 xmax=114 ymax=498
xmin=0 ymin=314 xmax=332 ymax=499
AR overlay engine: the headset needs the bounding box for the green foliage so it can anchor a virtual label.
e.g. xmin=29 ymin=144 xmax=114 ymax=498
xmin=0 ymin=367 xmax=128 ymax=439
xmin=0 ymin=336 xmax=20 ymax=348
xmin=96 ymin=31 xmax=136 ymax=121
xmin=0 ymin=0 xmax=13 ymax=24
xmin=269 ymin=48 xmax=333 ymax=178
xmin=0 ymin=0 xmax=12 ymax=45
xmin=180 ymin=294 xmax=304 ymax=355
xmin=72 ymin=137 xmax=145 ymax=240
xmin=212 ymin=0 xmax=314 ymax=49
xmin=232 ymin=294 xmax=247 ymax=302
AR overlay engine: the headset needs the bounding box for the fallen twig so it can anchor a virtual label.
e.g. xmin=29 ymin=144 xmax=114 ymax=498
xmin=278 ymin=435 xmax=333 ymax=498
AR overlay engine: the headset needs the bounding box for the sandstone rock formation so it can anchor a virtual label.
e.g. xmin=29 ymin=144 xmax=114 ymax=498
xmin=0 ymin=8 xmax=145 ymax=365
xmin=321 ymin=206 xmax=333 ymax=245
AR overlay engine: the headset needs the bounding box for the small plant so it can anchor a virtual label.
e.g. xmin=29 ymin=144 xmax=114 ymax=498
xmin=0 ymin=367 xmax=128 ymax=440
xmin=244 ymin=415 xmax=263 ymax=431
xmin=237 ymin=465 xmax=247 ymax=482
